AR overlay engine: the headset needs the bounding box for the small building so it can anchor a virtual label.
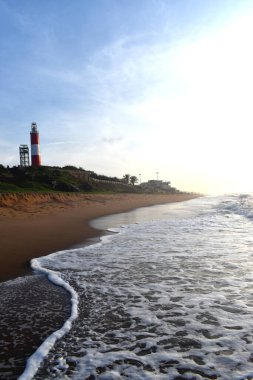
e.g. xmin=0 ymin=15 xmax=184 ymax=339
xmin=19 ymin=145 xmax=30 ymax=167
xmin=140 ymin=179 xmax=176 ymax=192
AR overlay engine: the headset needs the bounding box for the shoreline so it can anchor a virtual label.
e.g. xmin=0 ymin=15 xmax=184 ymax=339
xmin=0 ymin=192 xmax=200 ymax=379
xmin=0 ymin=192 xmax=199 ymax=282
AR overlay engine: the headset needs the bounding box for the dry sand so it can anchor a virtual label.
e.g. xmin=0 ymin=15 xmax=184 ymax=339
xmin=0 ymin=192 xmax=199 ymax=282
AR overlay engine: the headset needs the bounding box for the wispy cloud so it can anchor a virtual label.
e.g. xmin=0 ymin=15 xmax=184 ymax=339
xmin=45 ymin=141 xmax=76 ymax=146
xmin=101 ymin=137 xmax=123 ymax=144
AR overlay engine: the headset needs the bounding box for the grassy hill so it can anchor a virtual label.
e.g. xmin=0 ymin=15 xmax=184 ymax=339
xmin=0 ymin=165 xmax=141 ymax=193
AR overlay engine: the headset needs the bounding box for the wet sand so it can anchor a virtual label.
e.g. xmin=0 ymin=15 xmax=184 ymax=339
xmin=0 ymin=192 xmax=200 ymax=379
xmin=0 ymin=275 xmax=71 ymax=380
xmin=0 ymin=192 xmax=198 ymax=282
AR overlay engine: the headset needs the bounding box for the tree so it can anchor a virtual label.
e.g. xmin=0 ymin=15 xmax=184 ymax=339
xmin=130 ymin=175 xmax=138 ymax=186
xmin=123 ymin=174 xmax=130 ymax=184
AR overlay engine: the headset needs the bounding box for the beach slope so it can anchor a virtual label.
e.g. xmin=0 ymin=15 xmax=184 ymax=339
xmin=0 ymin=192 xmax=198 ymax=282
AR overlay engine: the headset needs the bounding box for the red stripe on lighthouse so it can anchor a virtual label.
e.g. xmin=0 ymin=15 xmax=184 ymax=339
xmin=32 ymin=155 xmax=41 ymax=166
xmin=31 ymin=133 xmax=39 ymax=145
xmin=32 ymin=156 xmax=41 ymax=166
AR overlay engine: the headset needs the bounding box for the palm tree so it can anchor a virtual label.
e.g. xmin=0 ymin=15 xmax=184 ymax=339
xmin=123 ymin=174 xmax=130 ymax=184
xmin=130 ymin=175 xmax=138 ymax=186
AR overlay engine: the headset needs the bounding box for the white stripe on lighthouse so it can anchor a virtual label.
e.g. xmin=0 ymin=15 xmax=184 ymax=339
xmin=31 ymin=144 xmax=40 ymax=156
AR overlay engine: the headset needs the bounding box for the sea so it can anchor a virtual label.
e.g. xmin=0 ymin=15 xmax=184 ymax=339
xmin=2 ymin=194 xmax=253 ymax=380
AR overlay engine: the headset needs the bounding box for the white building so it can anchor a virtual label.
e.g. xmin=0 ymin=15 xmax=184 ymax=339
xmin=140 ymin=180 xmax=177 ymax=192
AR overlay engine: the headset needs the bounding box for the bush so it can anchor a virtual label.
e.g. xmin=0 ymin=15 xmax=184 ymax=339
xmin=54 ymin=181 xmax=80 ymax=192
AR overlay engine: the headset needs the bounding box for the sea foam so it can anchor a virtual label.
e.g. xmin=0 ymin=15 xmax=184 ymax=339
xmin=17 ymin=257 xmax=79 ymax=380
xmin=18 ymin=195 xmax=253 ymax=379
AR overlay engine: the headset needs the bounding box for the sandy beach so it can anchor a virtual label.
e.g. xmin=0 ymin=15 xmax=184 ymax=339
xmin=0 ymin=192 xmax=198 ymax=282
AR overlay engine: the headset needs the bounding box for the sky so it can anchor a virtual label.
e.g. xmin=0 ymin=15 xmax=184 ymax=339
xmin=1 ymin=0 xmax=253 ymax=194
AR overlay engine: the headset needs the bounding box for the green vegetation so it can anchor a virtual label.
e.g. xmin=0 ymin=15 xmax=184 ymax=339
xmin=130 ymin=175 xmax=138 ymax=186
xmin=122 ymin=174 xmax=138 ymax=186
xmin=0 ymin=165 xmax=190 ymax=194
xmin=0 ymin=165 xmax=140 ymax=193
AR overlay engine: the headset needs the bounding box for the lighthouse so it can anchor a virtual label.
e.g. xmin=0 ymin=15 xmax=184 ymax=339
xmin=30 ymin=122 xmax=41 ymax=166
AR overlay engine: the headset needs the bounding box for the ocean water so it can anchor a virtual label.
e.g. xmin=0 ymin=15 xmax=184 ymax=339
xmin=15 ymin=194 xmax=253 ymax=379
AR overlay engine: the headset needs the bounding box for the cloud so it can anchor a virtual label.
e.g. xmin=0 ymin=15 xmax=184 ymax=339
xmin=45 ymin=141 xmax=76 ymax=146
xmin=101 ymin=136 xmax=123 ymax=144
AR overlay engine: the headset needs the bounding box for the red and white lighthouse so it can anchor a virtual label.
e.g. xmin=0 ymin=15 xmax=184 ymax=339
xmin=30 ymin=122 xmax=41 ymax=166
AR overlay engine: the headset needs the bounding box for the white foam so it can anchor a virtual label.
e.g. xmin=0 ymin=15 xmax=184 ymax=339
xmin=16 ymin=195 xmax=253 ymax=379
xmin=17 ymin=258 xmax=79 ymax=380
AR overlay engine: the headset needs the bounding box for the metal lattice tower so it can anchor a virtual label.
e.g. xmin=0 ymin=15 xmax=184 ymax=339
xmin=19 ymin=144 xmax=30 ymax=167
